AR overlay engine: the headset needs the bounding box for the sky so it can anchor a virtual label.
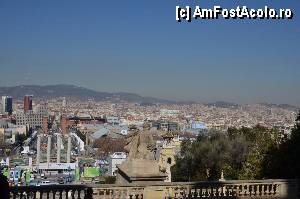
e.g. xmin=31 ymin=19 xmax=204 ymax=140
xmin=0 ymin=0 xmax=299 ymax=106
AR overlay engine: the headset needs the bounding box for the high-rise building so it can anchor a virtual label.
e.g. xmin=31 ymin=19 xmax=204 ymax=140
xmin=24 ymin=95 xmax=33 ymax=113
xmin=2 ymin=96 xmax=13 ymax=115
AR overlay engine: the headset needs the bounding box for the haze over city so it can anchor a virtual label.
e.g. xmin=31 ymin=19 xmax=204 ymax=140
xmin=1 ymin=0 xmax=299 ymax=105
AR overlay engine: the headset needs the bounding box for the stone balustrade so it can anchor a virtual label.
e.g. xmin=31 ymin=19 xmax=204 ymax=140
xmin=9 ymin=185 xmax=93 ymax=199
xmin=9 ymin=179 xmax=299 ymax=199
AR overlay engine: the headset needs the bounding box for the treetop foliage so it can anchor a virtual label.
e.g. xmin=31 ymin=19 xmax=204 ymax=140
xmin=172 ymin=116 xmax=300 ymax=181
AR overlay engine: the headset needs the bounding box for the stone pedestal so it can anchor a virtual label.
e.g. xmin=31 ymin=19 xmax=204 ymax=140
xmin=116 ymin=159 xmax=167 ymax=184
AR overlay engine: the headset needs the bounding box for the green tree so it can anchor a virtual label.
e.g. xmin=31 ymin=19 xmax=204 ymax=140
xmin=264 ymin=111 xmax=300 ymax=179
xmin=172 ymin=130 xmax=249 ymax=181
xmin=15 ymin=133 xmax=27 ymax=146
xmin=172 ymin=125 xmax=281 ymax=182
xmin=238 ymin=125 xmax=281 ymax=179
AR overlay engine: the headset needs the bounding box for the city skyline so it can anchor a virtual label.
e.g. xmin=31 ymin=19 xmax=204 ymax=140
xmin=0 ymin=1 xmax=300 ymax=106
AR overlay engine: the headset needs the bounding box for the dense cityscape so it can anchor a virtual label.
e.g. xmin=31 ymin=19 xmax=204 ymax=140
xmin=0 ymin=93 xmax=298 ymax=187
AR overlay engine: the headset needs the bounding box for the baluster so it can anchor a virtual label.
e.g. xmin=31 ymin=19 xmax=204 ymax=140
xmin=269 ymin=184 xmax=273 ymax=195
xmin=220 ymin=186 xmax=224 ymax=197
xmin=209 ymin=186 xmax=213 ymax=197
xmin=12 ymin=190 xmax=17 ymax=199
xmin=223 ymin=186 xmax=227 ymax=197
xmin=129 ymin=193 xmax=133 ymax=199
xmin=212 ymin=187 xmax=216 ymax=197
xmin=39 ymin=191 xmax=43 ymax=199
xmin=226 ymin=185 xmax=231 ymax=197
xmin=244 ymin=185 xmax=248 ymax=196
xmin=110 ymin=189 xmax=114 ymax=199
xmin=52 ymin=190 xmax=56 ymax=199
xmin=124 ymin=189 xmax=129 ymax=199
xmin=237 ymin=184 xmax=241 ymax=196
xmin=248 ymin=184 xmax=252 ymax=195
xmin=71 ymin=189 xmax=76 ymax=199
xmin=19 ymin=190 xmax=24 ymax=199
xmin=33 ymin=190 xmax=37 ymax=199
xmin=198 ymin=187 xmax=202 ymax=198
xmin=208 ymin=187 xmax=211 ymax=197
xmin=59 ymin=190 xmax=63 ymax=199
xmin=216 ymin=186 xmax=220 ymax=197
xmin=113 ymin=189 xmax=117 ymax=199
xmin=241 ymin=185 xmax=245 ymax=196
xmin=215 ymin=186 xmax=220 ymax=197
xmin=64 ymin=189 xmax=68 ymax=199
xmin=258 ymin=184 xmax=262 ymax=195
xmin=203 ymin=187 xmax=207 ymax=197
xmin=174 ymin=189 xmax=178 ymax=199
xmin=101 ymin=189 xmax=105 ymax=198
xmin=26 ymin=191 xmax=30 ymax=199
xmin=118 ymin=189 xmax=121 ymax=199
xmin=268 ymin=184 xmax=272 ymax=195
xmin=86 ymin=187 xmax=93 ymax=199
xmin=167 ymin=187 xmax=172 ymax=199
xmin=263 ymin=184 xmax=267 ymax=195
xmin=190 ymin=188 xmax=195 ymax=198
xmin=45 ymin=190 xmax=49 ymax=199
xmin=273 ymin=184 xmax=278 ymax=195
xmin=119 ymin=189 xmax=123 ymax=199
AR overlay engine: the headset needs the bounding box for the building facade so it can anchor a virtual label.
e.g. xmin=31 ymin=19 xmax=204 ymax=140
xmin=24 ymin=95 xmax=33 ymax=113
xmin=2 ymin=96 xmax=13 ymax=115
xmin=16 ymin=111 xmax=44 ymax=129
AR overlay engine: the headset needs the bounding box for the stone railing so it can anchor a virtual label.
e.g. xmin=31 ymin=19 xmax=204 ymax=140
xmin=91 ymin=179 xmax=299 ymax=199
xmin=9 ymin=179 xmax=299 ymax=199
xmin=9 ymin=185 xmax=93 ymax=199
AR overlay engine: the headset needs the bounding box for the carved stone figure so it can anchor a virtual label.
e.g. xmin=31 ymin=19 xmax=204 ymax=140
xmin=124 ymin=129 xmax=155 ymax=160
xmin=116 ymin=126 xmax=167 ymax=184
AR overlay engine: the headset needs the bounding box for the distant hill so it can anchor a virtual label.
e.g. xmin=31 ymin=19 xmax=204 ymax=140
xmin=259 ymin=103 xmax=299 ymax=111
xmin=0 ymin=84 xmax=174 ymax=104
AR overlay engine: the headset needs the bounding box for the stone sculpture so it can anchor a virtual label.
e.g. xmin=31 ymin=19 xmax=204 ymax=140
xmin=124 ymin=129 xmax=156 ymax=160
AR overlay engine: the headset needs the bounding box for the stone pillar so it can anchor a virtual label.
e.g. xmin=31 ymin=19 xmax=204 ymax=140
xmin=57 ymin=134 xmax=61 ymax=163
xmin=36 ymin=135 xmax=42 ymax=167
xmin=29 ymin=157 xmax=32 ymax=167
xmin=67 ymin=135 xmax=71 ymax=163
xmin=85 ymin=133 xmax=89 ymax=146
xmin=42 ymin=116 xmax=49 ymax=133
xmin=61 ymin=115 xmax=69 ymax=135
xmin=6 ymin=157 xmax=9 ymax=167
xmin=47 ymin=135 xmax=52 ymax=165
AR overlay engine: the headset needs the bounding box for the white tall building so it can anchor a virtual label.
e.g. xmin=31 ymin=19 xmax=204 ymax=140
xmin=108 ymin=152 xmax=127 ymax=176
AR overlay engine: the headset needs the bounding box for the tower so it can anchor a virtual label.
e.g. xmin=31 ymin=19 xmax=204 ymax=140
xmin=1 ymin=96 xmax=13 ymax=115
xmin=24 ymin=95 xmax=33 ymax=113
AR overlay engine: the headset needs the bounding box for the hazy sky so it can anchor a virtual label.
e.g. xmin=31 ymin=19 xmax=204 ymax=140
xmin=0 ymin=1 xmax=299 ymax=106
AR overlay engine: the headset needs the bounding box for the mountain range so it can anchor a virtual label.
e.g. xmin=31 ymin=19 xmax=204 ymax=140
xmin=0 ymin=84 xmax=174 ymax=104
xmin=0 ymin=84 xmax=298 ymax=110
